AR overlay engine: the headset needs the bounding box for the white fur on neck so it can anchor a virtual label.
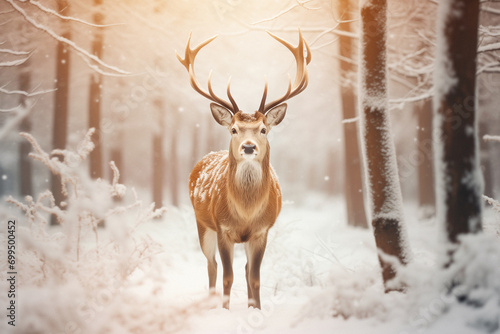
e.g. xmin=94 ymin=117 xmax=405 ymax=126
xmin=235 ymin=160 xmax=262 ymax=188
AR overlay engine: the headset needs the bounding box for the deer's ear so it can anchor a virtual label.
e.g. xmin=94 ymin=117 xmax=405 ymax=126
xmin=210 ymin=103 xmax=233 ymax=127
xmin=266 ymin=103 xmax=287 ymax=128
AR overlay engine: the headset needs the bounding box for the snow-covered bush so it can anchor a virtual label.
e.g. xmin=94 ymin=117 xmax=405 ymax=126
xmin=0 ymin=130 xmax=213 ymax=334
xmin=300 ymin=219 xmax=500 ymax=334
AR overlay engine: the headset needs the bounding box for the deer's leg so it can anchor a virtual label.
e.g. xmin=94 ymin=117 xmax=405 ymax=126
xmin=217 ymin=231 xmax=234 ymax=309
xmin=245 ymin=235 xmax=268 ymax=309
xmin=197 ymin=224 xmax=217 ymax=294
xmin=244 ymin=244 xmax=254 ymax=304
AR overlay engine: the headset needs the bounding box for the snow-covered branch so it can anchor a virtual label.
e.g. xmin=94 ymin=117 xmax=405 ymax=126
xmin=483 ymin=134 xmax=500 ymax=143
xmin=0 ymin=99 xmax=35 ymax=141
xmin=5 ymin=0 xmax=129 ymax=75
xmin=0 ymin=104 xmax=21 ymax=112
xmin=28 ymin=0 xmax=123 ymax=28
xmin=109 ymin=161 xmax=126 ymax=199
xmin=478 ymin=41 xmax=500 ymax=53
xmin=0 ymin=48 xmax=30 ymax=55
xmin=0 ymin=56 xmax=30 ymax=67
xmin=0 ymin=84 xmax=55 ymax=96
xmin=251 ymin=0 xmax=319 ymax=25
xmin=483 ymin=195 xmax=500 ymax=214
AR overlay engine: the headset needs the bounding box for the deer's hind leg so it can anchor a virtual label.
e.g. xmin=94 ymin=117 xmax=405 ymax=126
xmin=197 ymin=224 xmax=218 ymax=294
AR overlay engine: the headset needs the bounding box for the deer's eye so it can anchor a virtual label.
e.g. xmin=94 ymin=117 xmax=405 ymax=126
xmin=261 ymin=128 xmax=267 ymax=134
xmin=231 ymin=128 xmax=237 ymax=135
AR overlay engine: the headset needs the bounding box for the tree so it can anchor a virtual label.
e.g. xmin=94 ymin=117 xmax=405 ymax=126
xmin=152 ymin=98 xmax=164 ymax=210
xmin=168 ymin=106 xmax=179 ymax=207
xmin=338 ymin=0 xmax=368 ymax=228
xmin=416 ymin=99 xmax=435 ymax=217
xmin=51 ymin=0 xmax=72 ymax=224
xmin=433 ymin=0 xmax=482 ymax=247
xmin=88 ymin=0 xmax=104 ymax=179
xmin=18 ymin=61 xmax=32 ymax=197
xmin=359 ymin=0 xmax=409 ymax=289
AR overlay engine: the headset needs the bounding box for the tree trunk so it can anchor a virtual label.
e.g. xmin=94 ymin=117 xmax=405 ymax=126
xmin=169 ymin=108 xmax=179 ymax=207
xmin=479 ymin=121 xmax=494 ymax=198
xmin=88 ymin=0 xmax=104 ymax=179
xmin=417 ymin=99 xmax=435 ymax=218
xmin=338 ymin=0 xmax=368 ymax=228
xmin=191 ymin=122 xmax=200 ymax=168
xmin=152 ymin=99 xmax=164 ymax=210
xmin=205 ymin=112 xmax=217 ymax=153
xmin=434 ymin=0 xmax=482 ymax=246
xmin=18 ymin=65 xmax=32 ymax=197
xmin=359 ymin=0 xmax=409 ymax=289
xmin=50 ymin=0 xmax=71 ymax=225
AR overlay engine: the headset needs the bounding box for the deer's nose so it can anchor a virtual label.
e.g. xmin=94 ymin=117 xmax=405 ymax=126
xmin=243 ymin=144 xmax=256 ymax=154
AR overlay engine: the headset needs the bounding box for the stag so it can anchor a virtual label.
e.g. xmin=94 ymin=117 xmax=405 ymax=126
xmin=176 ymin=31 xmax=311 ymax=309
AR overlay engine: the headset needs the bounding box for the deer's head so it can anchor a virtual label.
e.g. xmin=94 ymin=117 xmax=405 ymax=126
xmin=176 ymin=31 xmax=311 ymax=166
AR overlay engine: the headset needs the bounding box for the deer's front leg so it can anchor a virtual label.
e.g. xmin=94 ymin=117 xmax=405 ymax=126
xmin=217 ymin=231 xmax=234 ymax=309
xmin=245 ymin=234 xmax=268 ymax=309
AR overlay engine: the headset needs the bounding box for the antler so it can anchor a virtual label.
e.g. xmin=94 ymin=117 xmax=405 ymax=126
xmin=258 ymin=30 xmax=311 ymax=114
xmin=176 ymin=33 xmax=239 ymax=114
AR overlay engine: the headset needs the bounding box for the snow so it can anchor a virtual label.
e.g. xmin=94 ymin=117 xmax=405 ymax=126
xmin=3 ymin=179 xmax=500 ymax=334
xmin=191 ymin=151 xmax=229 ymax=203
xmin=483 ymin=135 xmax=500 ymax=143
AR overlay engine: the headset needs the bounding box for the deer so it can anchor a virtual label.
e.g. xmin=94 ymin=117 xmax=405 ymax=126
xmin=176 ymin=30 xmax=311 ymax=310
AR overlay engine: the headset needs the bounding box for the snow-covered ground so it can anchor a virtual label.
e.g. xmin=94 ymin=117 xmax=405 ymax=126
xmin=2 ymin=188 xmax=499 ymax=334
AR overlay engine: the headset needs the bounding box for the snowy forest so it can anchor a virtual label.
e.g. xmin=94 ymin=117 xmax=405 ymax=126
xmin=1 ymin=0 xmax=500 ymax=333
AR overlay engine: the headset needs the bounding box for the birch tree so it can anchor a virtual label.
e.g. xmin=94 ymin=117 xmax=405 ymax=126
xmin=434 ymin=0 xmax=482 ymax=247
xmin=359 ymin=0 xmax=409 ymax=289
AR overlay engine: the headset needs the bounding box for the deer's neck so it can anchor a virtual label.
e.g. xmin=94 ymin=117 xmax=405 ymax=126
xmin=227 ymin=149 xmax=271 ymax=211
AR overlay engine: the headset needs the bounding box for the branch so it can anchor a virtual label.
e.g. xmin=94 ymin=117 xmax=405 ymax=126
xmin=0 ymin=56 xmax=30 ymax=67
xmin=28 ymin=0 xmax=124 ymax=28
xmin=5 ymin=0 xmax=129 ymax=75
xmin=109 ymin=161 xmax=126 ymax=199
xmin=0 ymin=99 xmax=36 ymax=141
xmin=75 ymin=51 xmax=131 ymax=77
xmin=0 ymin=48 xmax=30 ymax=55
xmin=483 ymin=134 xmax=500 ymax=143
xmin=481 ymin=5 xmax=500 ymax=15
xmin=0 ymin=84 xmax=55 ymax=96
xmin=0 ymin=104 xmax=21 ymax=112
xmin=251 ymin=0 xmax=319 ymax=25
xmin=483 ymin=195 xmax=500 ymax=214
xmin=478 ymin=41 xmax=500 ymax=53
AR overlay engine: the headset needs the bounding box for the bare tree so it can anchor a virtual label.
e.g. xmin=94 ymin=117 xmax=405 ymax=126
xmin=18 ymin=61 xmax=32 ymax=197
xmin=152 ymin=98 xmax=164 ymax=210
xmin=50 ymin=0 xmax=72 ymax=224
xmin=359 ymin=0 xmax=409 ymax=289
xmin=434 ymin=0 xmax=482 ymax=247
xmin=88 ymin=0 xmax=104 ymax=179
xmin=168 ymin=106 xmax=179 ymax=207
xmin=338 ymin=0 xmax=368 ymax=228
